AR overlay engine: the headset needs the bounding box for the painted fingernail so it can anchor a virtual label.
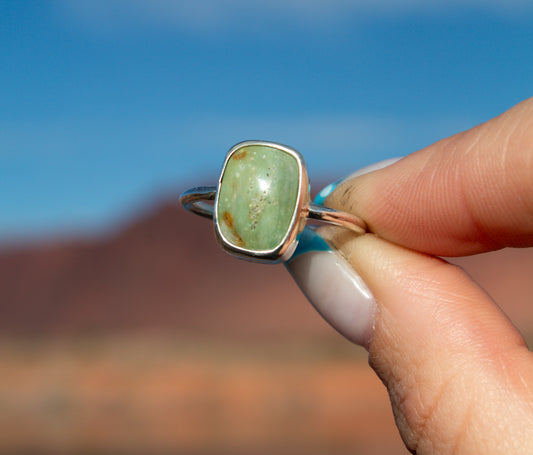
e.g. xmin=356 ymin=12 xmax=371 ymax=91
xmin=314 ymin=158 xmax=403 ymax=205
xmin=285 ymin=227 xmax=375 ymax=348
xmin=289 ymin=158 xmax=402 ymax=346
xmin=314 ymin=178 xmax=345 ymax=206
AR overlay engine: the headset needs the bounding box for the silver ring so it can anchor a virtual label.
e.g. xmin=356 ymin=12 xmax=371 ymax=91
xmin=180 ymin=141 xmax=367 ymax=263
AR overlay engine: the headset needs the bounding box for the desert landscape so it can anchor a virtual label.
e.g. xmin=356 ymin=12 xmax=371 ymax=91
xmin=0 ymin=198 xmax=532 ymax=455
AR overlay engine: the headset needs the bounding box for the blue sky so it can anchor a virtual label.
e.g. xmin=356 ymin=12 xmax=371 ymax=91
xmin=1 ymin=1 xmax=533 ymax=242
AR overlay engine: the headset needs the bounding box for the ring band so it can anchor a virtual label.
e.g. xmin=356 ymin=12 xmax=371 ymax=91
xmin=180 ymin=187 xmax=367 ymax=233
xmin=180 ymin=141 xmax=367 ymax=263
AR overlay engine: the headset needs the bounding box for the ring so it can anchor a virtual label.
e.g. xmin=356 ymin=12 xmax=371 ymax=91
xmin=180 ymin=141 xmax=367 ymax=263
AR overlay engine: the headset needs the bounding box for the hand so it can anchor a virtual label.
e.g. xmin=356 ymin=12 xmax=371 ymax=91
xmin=286 ymin=98 xmax=533 ymax=454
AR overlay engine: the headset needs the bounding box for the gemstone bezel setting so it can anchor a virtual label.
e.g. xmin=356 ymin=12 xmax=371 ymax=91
xmin=214 ymin=141 xmax=309 ymax=263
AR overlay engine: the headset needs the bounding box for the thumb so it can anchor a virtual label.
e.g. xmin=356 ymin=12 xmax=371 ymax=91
xmin=322 ymin=228 xmax=533 ymax=454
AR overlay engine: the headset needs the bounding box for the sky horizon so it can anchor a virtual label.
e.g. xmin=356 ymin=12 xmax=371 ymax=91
xmin=1 ymin=1 xmax=533 ymax=242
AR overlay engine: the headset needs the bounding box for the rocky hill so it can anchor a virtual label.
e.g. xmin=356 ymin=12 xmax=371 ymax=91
xmin=0 ymin=198 xmax=532 ymax=340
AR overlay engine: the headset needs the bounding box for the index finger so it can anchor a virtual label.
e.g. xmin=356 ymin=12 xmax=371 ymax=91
xmin=325 ymin=97 xmax=533 ymax=256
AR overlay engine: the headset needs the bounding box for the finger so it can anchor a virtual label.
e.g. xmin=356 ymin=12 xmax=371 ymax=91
xmin=325 ymin=97 xmax=533 ymax=256
xmin=320 ymin=228 xmax=533 ymax=454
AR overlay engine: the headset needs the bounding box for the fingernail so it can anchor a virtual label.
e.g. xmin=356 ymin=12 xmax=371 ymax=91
xmin=285 ymin=227 xmax=376 ymax=348
xmin=289 ymin=158 xmax=402 ymax=347
xmin=314 ymin=178 xmax=345 ymax=206
xmin=314 ymin=158 xmax=403 ymax=205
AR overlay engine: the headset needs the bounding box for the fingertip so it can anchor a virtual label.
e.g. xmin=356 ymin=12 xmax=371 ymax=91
xmin=324 ymin=99 xmax=533 ymax=255
xmin=285 ymin=227 xmax=376 ymax=347
xmin=327 ymin=231 xmax=533 ymax=453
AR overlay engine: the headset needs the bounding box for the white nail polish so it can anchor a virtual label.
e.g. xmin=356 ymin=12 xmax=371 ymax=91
xmin=286 ymin=231 xmax=376 ymax=348
xmin=287 ymin=159 xmax=400 ymax=347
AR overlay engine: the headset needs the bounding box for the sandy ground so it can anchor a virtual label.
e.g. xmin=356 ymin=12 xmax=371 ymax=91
xmin=0 ymin=336 xmax=407 ymax=455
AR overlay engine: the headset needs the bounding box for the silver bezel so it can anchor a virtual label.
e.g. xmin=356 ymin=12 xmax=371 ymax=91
xmin=214 ymin=140 xmax=309 ymax=263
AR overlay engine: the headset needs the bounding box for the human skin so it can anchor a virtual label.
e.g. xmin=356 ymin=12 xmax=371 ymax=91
xmin=292 ymin=98 xmax=533 ymax=453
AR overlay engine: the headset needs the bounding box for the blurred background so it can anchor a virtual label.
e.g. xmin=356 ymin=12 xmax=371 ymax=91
xmin=1 ymin=1 xmax=533 ymax=454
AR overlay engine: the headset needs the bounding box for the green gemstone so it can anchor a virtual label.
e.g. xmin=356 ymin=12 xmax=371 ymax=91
xmin=216 ymin=144 xmax=300 ymax=251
